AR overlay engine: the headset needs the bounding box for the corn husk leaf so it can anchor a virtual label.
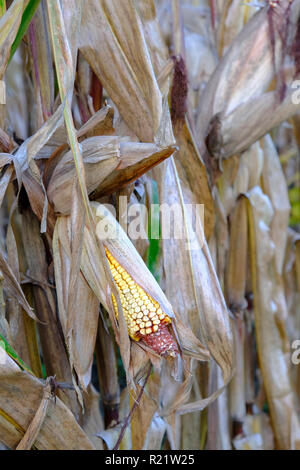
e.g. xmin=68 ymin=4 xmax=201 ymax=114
xmin=79 ymin=0 xmax=162 ymax=142
xmin=155 ymin=157 xmax=233 ymax=414
xmin=225 ymin=196 xmax=248 ymax=310
xmin=90 ymin=142 xmax=176 ymax=199
xmin=142 ymin=413 xmax=167 ymax=450
xmin=261 ymin=134 xmax=291 ymax=275
xmin=174 ymin=119 xmax=215 ymax=240
xmin=197 ymin=1 xmax=300 ymax=158
xmin=0 ymin=353 xmax=95 ymax=449
xmin=92 ymin=201 xmax=210 ymax=368
xmin=246 ymin=187 xmax=300 ymax=449
xmin=79 ymin=385 xmax=105 ymax=450
xmin=207 ymin=87 xmax=300 ymax=160
xmin=48 ymin=136 xmax=120 ymax=214
xmin=53 ymin=214 xmax=100 ymax=390
xmin=28 ymin=0 xmax=54 ymax=126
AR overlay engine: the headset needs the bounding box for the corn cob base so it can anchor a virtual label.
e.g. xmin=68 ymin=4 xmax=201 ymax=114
xmin=140 ymin=323 xmax=178 ymax=357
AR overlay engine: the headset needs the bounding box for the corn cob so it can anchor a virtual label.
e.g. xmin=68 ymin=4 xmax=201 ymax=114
xmin=105 ymin=248 xmax=178 ymax=357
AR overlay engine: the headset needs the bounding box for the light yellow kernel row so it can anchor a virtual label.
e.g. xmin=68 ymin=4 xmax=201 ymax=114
xmin=105 ymin=248 xmax=171 ymax=340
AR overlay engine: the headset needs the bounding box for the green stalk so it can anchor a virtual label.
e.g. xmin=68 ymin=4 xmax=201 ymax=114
xmin=0 ymin=0 xmax=6 ymax=18
xmin=9 ymin=0 xmax=42 ymax=62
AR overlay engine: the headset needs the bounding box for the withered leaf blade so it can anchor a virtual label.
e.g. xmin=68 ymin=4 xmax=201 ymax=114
xmin=207 ymin=87 xmax=300 ymax=161
xmin=196 ymin=1 xmax=300 ymax=158
xmin=156 ymin=157 xmax=233 ymax=411
xmin=79 ymin=0 xmax=162 ymax=142
xmin=246 ymin=187 xmax=300 ymax=450
xmin=47 ymin=136 xmax=120 ymax=214
xmin=53 ymin=213 xmax=100 ymax=390
xmin=91 ymin=142 xmax=176 ymax=199
xmin=0 ymin=251 xmax=38 ymax=322
xmin=0 ymin=354 xmax=95 ymax=449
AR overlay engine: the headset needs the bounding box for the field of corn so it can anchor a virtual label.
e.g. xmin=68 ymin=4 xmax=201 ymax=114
xmin=0 ymin=0 xmax=300 ymax=451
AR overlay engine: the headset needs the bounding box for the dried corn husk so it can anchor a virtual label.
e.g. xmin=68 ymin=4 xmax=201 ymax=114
xmin=0 ymin=353 xmax=95 ymax=450
xmin=246 ymin=187 xmax=300 ymax=449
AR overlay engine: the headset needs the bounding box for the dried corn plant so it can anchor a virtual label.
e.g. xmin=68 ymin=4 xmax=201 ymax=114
xmin=0 ymin=0 xmax=299 ymax=451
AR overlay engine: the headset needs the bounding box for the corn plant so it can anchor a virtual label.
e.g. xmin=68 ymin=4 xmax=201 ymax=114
xmin=0 ymin=0 xmax=299 ymax=450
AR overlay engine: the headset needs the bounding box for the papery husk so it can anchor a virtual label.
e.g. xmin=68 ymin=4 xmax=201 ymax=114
xmin=229 ymin=316 xmax=246 ymax=423
xmin=180 ymin=365 xmax=203 ymax=450
xmin=185 ymin=29 xmax=217 ymax=112
xmin=284 ymin=230 xmax=300 ymax=376
xmin=16 ymin=377 xmax=53 ymax=450
xmin=0 ymin=271 xmax=10 ymax=343
xmin=5 ymin=48 xmax=29 ymax=139
xmin=261 ymin=134 xmax=291 ymax=275
xmin=154 ymin=157 xmax=233 ymax=413
xmin=28 ymin=0 xmax=54 ymax=127
xmin=233 ymin=142 xmax=264 ymax=196
xmin=90 ymin=141 xmax=176 ymax=200
xmin=55 ymin=202 xmax=136 ymax=391
xmin=53 ymin=213 xmax=100 ymax=390
xmin=197 ymin=1 xmax=300 ymax=158
xmin=225 ymin=196 xmax=248 ymax=310
xmin=47 ymin=136 xmax=120 ymax=214
xmin=21 ymin=206 xmax=80 ymax=414
xmin=136 ymin=0 xmax=169 ymax=77
xmin=244 ymin=309 xmax=256 ymax=407
xmin=212 ymin=189 xmax=229 ymax=288
xmin=38 ymin=104 xmax=114 ymax=161
xmin=13 ymin=104 xmax=64 ymax=233
xmin=174 ymin=119 xmax=215 ymax=240
xmin=206 ymin=360 xmax=231 ymax=450
xmin=207 ymin=87 xmax=300 ymax=161
xmin=4 ymin=204 xmax=36 ymax=367
xmin=0 ymin=353 xmax=95 ymax=450
xmin=60 ymin=0 xmax=83 ymax=70
xmin=95 ymin=316 xmax=120 ymax=428
xmin=0 ymin=413 xmax=23 ymax=450
xmin=47 ymin=0 xmax=93 ymax=228
xmin=142 ymin=413 xmax=168 ymax=450
xmin=130 ymin=371 xmax=160 ymax=449
xmin=246 ymin=187 xmax=300 ymax=449
xmin=233 ymin=412 xmax=274 ymax=450
xmin=79 ymin=0 xmax=162 ymax=142
xmin=127 ymin=189 xmax=150 ymax=258
xmin=77 ymin=105 xmax=115 ymax=139
xmin=0 ymin=249 xmax=37 ymax=322
xmin=79 ymin=385 xmax=105 ymax=450
xmin=46 ymin=132 xmax=176 ymax=214
xmin=96 ymin=388 xmax=132 ymax=449
xmin=217 ymin=0 xmax=246 ymax=56
xmin=91 ymin=201 xmax=210 ymax=366
xmin=18 ymin=286 xmax=43 ymax=378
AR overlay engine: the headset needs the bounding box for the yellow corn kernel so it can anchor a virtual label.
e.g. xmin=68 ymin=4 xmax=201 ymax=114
xmin=105 ymin=248 xmax=171 ymax=340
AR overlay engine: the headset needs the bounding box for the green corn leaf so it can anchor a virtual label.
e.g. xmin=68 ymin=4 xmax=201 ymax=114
xmin=0 ymin=333 xmax=34 ymax=375
xmin=0 ymin=0 xmax=6 ymax=18
xmin=147 ymin=179 xmax=161 ymax=282
xmin=9 ymin=0 xmax=42 ymax=62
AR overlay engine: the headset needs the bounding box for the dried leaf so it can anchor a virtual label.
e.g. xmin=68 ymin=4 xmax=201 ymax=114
xmin=79 ymin=0 xmax=162 ymax=142
xmin=0 ymin=354 xmax=95 ymax=449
